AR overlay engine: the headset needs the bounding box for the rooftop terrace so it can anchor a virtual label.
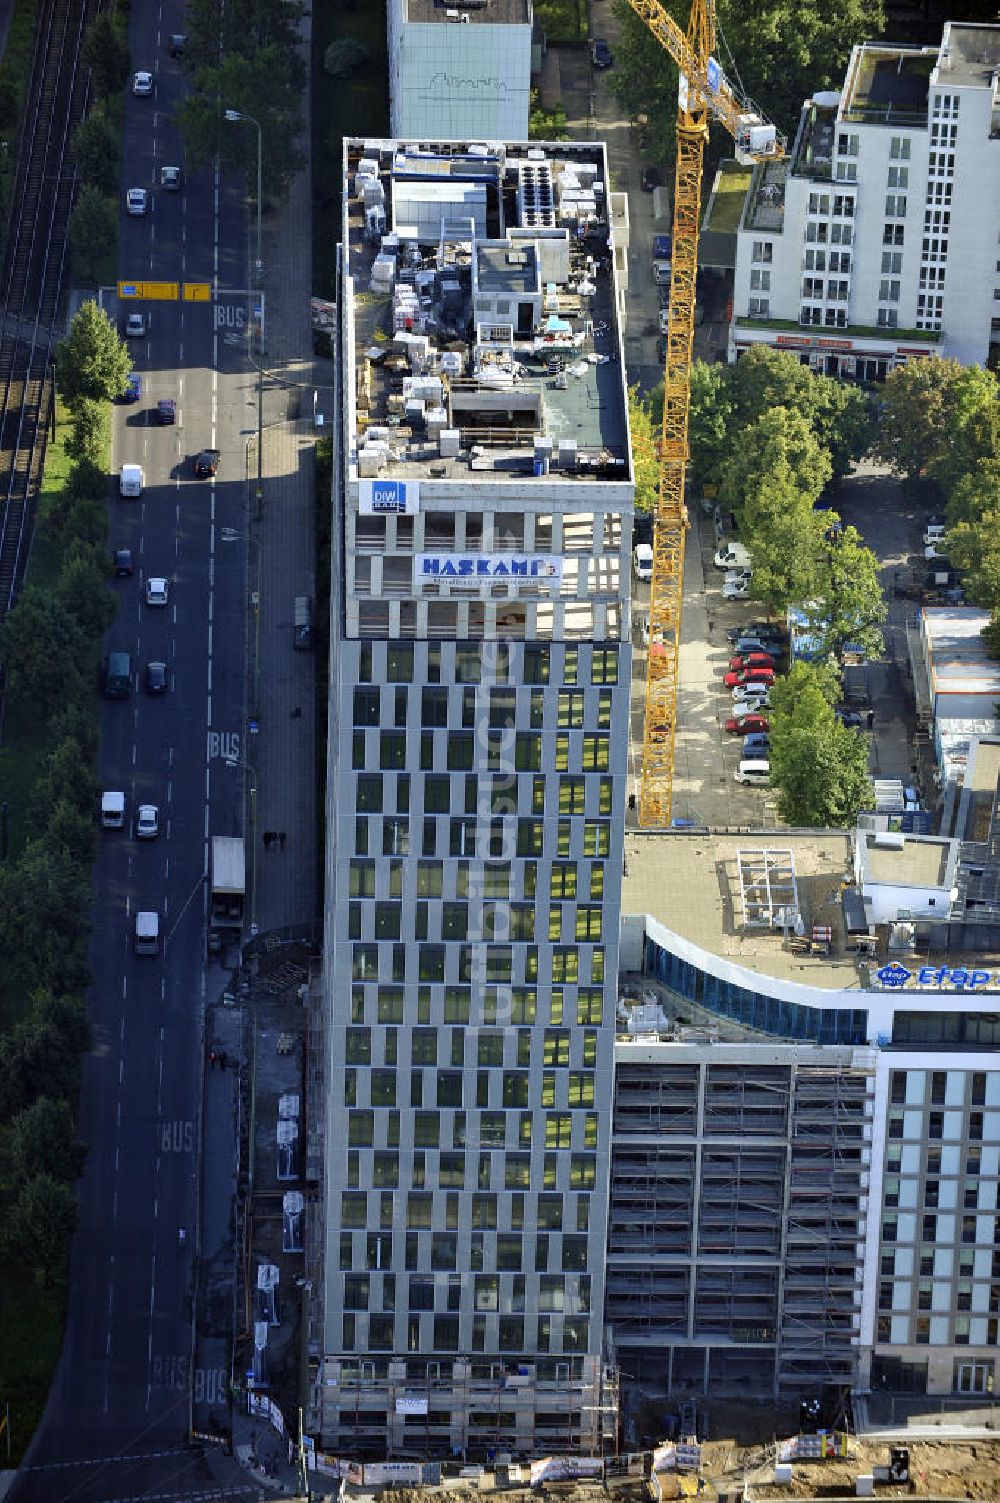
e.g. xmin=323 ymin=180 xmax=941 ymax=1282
xmin=343 ymin=138 xmax=630 ymax=486
xmin=404 ymin=0 xmax=532 ymax=22
xmin=841 ymin=44 xmax=936 ymax=126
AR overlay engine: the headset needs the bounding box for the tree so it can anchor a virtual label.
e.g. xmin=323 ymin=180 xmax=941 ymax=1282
xmin=629 ymin=386 xmax=660 ymax=514
xmin=1 ymin=1174 xmax=77 ymax=1286
xmin=48 ymin=697 xmax=99 ymax=765
xmin=324 ymin=38 xmax=369 ymax=78
xmin=6 ymin=1098 xmax=86 ymax=1185
xmin=0 ymin=841 xmax=92 ymax=999
xmin=0 ymin=587 xmax=89 ymax=711
xmin=727 ymin=346 xmax=870 ymax=480
xmin=65 ymin=398 xmax=108 ymax=466
xmin=946 ymin=512 xmax=1000 ymax=611
xmin=55 ymin=299 xmax=131 ymax=408
xmin=57 ymin=545 xmax=118 ymax=639
xmin=81 ymin=14 xmax=131 ymax=99
xmin=742 ymin=476 xmax=826 ymax=614
xmin=768 ymin=663 xmax=873 ymax=826
xmin=67 ymin=186 xmax=118 ymax=285
xmin=70 ymin=113 xmax=119 ymax=192
xmin=0 ymin=1014 xmax=85 ymax=1120
xmin=686 ymin=361 xmax=733 ymax=491
xmin=184 ymin=0 xmax=306 ymax=62
xmin=177 ymin=45 xmax=305 ymax=199
xmin=720 ymin=406 xmax=831 ymax=519
xmin=815 ymin=523 xmax=886 ymax=660
xmin=29 ymin=737 xmax=99 ymax=826
xmin=871 ymin=358 xmax=997 ymax=481
xmin=947 ymin=463 xmax=1000 ymax=529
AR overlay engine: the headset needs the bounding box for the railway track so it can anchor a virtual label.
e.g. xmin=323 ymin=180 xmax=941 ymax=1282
xmin=0 ymin=0 xmax=94 ymax=619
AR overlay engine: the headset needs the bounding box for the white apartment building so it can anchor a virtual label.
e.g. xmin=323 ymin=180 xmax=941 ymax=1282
xmin=730 ymin=21 xmax=1000 ymax=379
xmin=312 ymin=137 xmax=632 ymax=1458
xmin=387 ymin=0 xmax=533 ymax=143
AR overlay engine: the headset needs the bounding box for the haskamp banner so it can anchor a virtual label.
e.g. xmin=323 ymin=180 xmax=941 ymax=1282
xmin=417 ymin=553 xmax=564 ymax=592
xmin=359 ymin=478 xmax=420 ymax=515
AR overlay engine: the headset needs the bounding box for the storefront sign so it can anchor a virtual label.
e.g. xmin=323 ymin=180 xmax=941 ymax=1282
xmin=359 ymin=479 xmax=420 ymax=515
xmin=875 ymin=960 xmax=997 ymax=991
xmin=417 ymin=554 xmax=564 ymax=591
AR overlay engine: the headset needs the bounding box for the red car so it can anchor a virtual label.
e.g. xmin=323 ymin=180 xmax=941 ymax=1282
xmin=724 ymin=666 xmax=775 ymax=689
xmin=729 ymin=651 xmax=775 ymax=672
xmin=725 ymin=712 xmax=770 ymax=735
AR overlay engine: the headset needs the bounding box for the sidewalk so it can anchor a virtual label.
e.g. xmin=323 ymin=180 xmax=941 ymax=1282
xmin=246 ymin=0 xmax=322 ymax=942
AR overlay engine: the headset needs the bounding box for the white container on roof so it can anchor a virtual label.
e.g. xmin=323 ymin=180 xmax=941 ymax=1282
xmin=921 ymin=607 xmax=1000 ymax=719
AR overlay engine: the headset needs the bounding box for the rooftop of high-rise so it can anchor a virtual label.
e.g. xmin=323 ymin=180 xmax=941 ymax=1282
xmin=341 ymin=137 xmax=631 ymax=486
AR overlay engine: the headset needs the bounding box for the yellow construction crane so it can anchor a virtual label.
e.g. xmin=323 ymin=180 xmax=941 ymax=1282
xmin=625 ymin=0 xmax=783 ymax=827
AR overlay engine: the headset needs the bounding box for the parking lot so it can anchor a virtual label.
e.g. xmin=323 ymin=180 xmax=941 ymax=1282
xmin=628 ymin=461 xmax=941 ymax=831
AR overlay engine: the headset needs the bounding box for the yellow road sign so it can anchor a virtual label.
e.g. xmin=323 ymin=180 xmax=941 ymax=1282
xmin=143 ymin=281 xmax=181 ymax=300
xmin=117 ymin=282 xmax=140 ymax=298
xmin=183 ymin=283 xmax=212 ymax=301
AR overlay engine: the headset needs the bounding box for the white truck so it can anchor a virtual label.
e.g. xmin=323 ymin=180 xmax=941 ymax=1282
xmin=101 ymin=791 xmax=126 ymax=829
xmin=134 ymin=910 xmax=160 ymax=954
xmin=209 ymin=836 xmax=246 ymax=953
xmin=120 ymin=463 xmax=144 ymax=498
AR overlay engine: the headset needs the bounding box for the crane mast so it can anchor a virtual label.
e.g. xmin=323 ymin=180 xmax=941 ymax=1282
xmin=625 ymin=0 xmax=782 ymax=827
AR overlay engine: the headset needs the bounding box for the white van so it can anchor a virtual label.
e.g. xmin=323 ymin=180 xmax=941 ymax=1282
xmin=134 ymin=910 xmax=160 ymax=954
xmin=120 ymin=463 xmax=144 ymax=498
xmin=714 ymin=542 xmax=751 ymax=570
xmin=735 ymin=758 xmax=771 ymax=785
xmin=101 ymin=791 xmax=126 ymax=829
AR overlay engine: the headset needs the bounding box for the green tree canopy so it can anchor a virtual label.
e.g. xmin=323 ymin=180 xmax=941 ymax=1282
xmin=55 ymin=299 xmax=131 ymax=408
xmin=67 ymin=186 xmax=118 ymax=286
xmin=628 ymin=385 xmax=660 ymax=515
xmin=57 ymin=543 xmax=119 ymax=640
xmin=70 ymin=112 xmax=120 ymax=192
xmin=0 ymin=1013 xmax=86 ymax=1120
xmin=81 ymin=14 xmax=131 ymax=99
xmin=815 ymin=523 xmax=886 ymax=660
xmin=177 ymin=45 xmax=305 ymax=200
xmin=65 ymin=398 xmax=108 ymax=467
xmin=872 ymin=358 xmax=997 ymax=481
xmin=768 ymin=663 xmax=872 ymax=826
xmin=742 ymin=476 xmax=826 ymax=615
xmin=1 ymin=1174 xmax=77 ymax=1286
xmin=686 ymin=361 xmax=733 ymax=490
xmin=0 ymin=842 xmax=92 ymax=999
xmin=721 ymin=406 xmax=831 ymax=519
xmin=29 ymin=736 xmax=100 ymax=825
xmin=6 ymin=1098 xmax=86 ymax=1185
xmin=185 ymin=0 xmax=306 ymax=60
xmin=0 ymin=587 xmax=89 ymax=711
xmin=727 ymin=346 xmax=870 ymax=480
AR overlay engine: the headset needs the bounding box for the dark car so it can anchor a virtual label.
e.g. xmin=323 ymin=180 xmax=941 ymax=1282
xmin=590 ymin=38 xmax=613 ymax=68
xmin=725 ymin=712 xmax=770 ymax=735
xmin=113 ymin=548 xmax=134 ymax=577
xmin=120 ymin=373 xmax=142 ymax=404
xmin=145 ymin=660 xmax=167 ymax=695
xmin=727 ymin=621 xmax=783 ymax=645
xmin=632 ymin=513 xmax=653 ymax=547
xmin=169 ymin=33 xmax=187 ymax=58
xmin=724 ymin=666 xmax=775 ymax=689
xmin=835 ymin=708 xmax=864 ymax=729
xmin=157 ymin=398 xmax=176 ymax=425
xmin=194 ymin=447 xmax=220 ymax=478
xmin=640 ymin=164 xmax=662 ymax=192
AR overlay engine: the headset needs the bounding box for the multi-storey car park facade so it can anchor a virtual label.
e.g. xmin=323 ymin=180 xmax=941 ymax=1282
xmin=314 ymin=137 xmax=632 ymax=1458
xmin=729 ymin=21 xmax=1000 ymax=379
xmin=614 ymin=823 xmax=1000 ymax=1416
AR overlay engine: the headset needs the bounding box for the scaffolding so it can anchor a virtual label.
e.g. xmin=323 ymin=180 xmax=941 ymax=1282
xmin=736 ymin=847 xmax=801 ymax=931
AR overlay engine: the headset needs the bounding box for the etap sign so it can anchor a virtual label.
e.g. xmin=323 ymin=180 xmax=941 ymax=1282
xmin=874 ymin=961 xmax=998 ymax=991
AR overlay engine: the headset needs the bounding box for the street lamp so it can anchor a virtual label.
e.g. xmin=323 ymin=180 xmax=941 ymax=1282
xmin=224 ymin=108 xmax=264 ymax=506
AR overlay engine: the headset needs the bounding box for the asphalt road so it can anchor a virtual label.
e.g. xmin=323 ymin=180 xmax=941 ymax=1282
xmin=12 ymin=3 xmax=260 ymax=1498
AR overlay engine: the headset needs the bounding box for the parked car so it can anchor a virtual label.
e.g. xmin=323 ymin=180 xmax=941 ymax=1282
xmin=725 ymin=712 xmax=770 ymax=735
xmin=125 ymin=313 xmax=146 ymax=338
xmin=145 ymin=576 xmax=169 ymax=607
xmin=590 ymin=38 xmax=613 ymax=68
xmin=132 ymin=71 xmax=153 ymax=96
xmin=194 ymin=448 xmax=220 ymax=478
xmin=722 ymin=577 xmax=751 ymax=600
xmin=156 ymin=398 xmax=176 ymax=424
xmin=145 ymin=661 xmax=167 ymax=695
xmin=126 ymin=187 xmax=148 ymax=216
xmin=729 ymin=652 xmax=775 ymax=672
xmin=659 ymin=307 xmax=669 ymax=335
xmin=120 ymin=372 xmax=142 ymax=402
xmin=835 ymin=707 xmax=865 ymax=729
xmin=732 ymin=682 xmax=772 ymax=707
xmin=730 ymin=637 xmax=773 ymax=659
xmin=633 ymin=542 xmax=653 ymax=581
xmin=640 ymin=164 xmax=662 ymax=192
xmin=728 ymin=621 xmax=783 ymax=645
xmin=112 ymin=548 xmax=134 ymax=577
xmin=724 ymin=666 xmax=775 ymax=689
xmin=742 ymin=732 xmax=771 ymax=755
xmin=136 ymin=804 xmax=160 ymax=840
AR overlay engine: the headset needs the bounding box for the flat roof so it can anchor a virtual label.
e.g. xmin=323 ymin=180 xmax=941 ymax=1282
xmin=860 ymin=832 xmax=955 ymax=890
xmin=935 ymin=22 xmax=1000 ymax=88
xmin=924 ymin=607 xmax=1000 ymax=698
xmin=404 ymin=0 xmax=532 ymax=22
xmin=343 ymin=138 xmax=630 ymax=486
xmin=842 ymin=44 xmax=937 ymax=124
xmin=622 ymin=831 xmax=861 ymax=992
